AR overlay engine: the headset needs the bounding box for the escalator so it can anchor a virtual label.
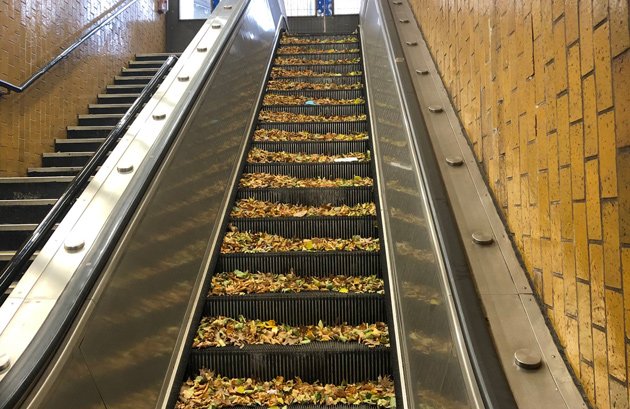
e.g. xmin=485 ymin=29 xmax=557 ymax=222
xmin=2 ymin=2 xmax=582 ymax=409
xmin=174 ymin=30 xmax=397 ymax=409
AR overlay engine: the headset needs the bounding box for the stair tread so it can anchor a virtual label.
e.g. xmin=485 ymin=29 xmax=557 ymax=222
xmin=98 ymin=93 xmax=141 ymax=98
xmin=67 ymin=125 xmax=114 ymax=130
xmin=78 ymin=113 xmax=124 ymax=119
xmin=42 ymin=152 xmax=94 ymax=157
xmin=88 ymin=104 xmax=132 ymax=109
xmin=0 ymin=199 xmax=57 ymax=205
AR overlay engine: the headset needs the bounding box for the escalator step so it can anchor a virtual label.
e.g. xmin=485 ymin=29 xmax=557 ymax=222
xmin=236 ymin=187 xmax=373 ymax=206
xmin=252 ymin=140 xmax=369 ymax=154
xmin=229 ymin=216 xmax=377 ymax=238
xmin=0 ymin=199 xmax=55 ymax=224
xmin=261 ymin=104 xmax=366 ymax=116
xmin=244 ymin=162 xmax=371 ymax=179
xmin=258 ymin=121 xmax=367 ymax=134
xmin=218 ymin=251 xmax=380 ymax=277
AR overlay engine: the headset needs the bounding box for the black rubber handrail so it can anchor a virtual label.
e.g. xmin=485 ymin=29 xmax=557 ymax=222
xmin=0 ymin=55 xmax=178 ymax=297
xmin=0 ymin=0 xmax=138 ymax=93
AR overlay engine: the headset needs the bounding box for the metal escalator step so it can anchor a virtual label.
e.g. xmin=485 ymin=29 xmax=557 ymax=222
xmin=27 ymin=166 xmax=84 ymax=177
xmin=114 ymin=75 xmax=153 ymax=85
xmin=204 ymin=292 xmax=385 ymax=324
xmin=274 ymin=64 xmax=362 ymax=74
xmin=244 ymin=162 xmax=371 ymax=179
xmin=0 ymin=177 xmax=72 ymax=200
xmin=217 ymin=251 xmax=380 ymax=277
xmin=189 ymin=343 xmax=390 ymax=383
xmin=106 ymin=84 xmax=146 ymax=94
xmin=277 ymin=43 xmax=359 ymax=51
xmin=42 ymin=151 xmax=97 ymax=167
xmin=252 ymin=140 xmax=369 ymax=154
xmin=229 ymin=216 xmax=377 ymax=238
xmin=67 ymin=125 xmax=115 ymax=139
xmin=265 ymin=89 xmax=363 ymax=99
xmin=78 ymin=113 xmax=125 ymax=126
xmin=134 ymin=52 xmax=180 ymax=61
xmin=88 ymin=103 xmax=133 ymax=115
xmin=55 ymin=137 xmax=105 ymax=152
xmin=261 ymin=104 xmax=366 ymax=116
xmin=121 ymin=67 xmax=160 ymax=76
xmin=269 ymin=76 xmax=363 ymax=84
xmin=0 ymin=199 xmax=55 ymax=224
xmin=258 ymin=120 xmax=367 ymax=134
xmin=276 ymin=52 xmax=360 ymax=60
xmin=236 ymin=187 xmax=373 ymax=206
xmin=97 ymin=93 xmax=141 ymax=104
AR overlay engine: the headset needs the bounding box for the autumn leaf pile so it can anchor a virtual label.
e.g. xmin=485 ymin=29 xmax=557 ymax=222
xmin=193 ymin=316 xmax=389 ymax=348
xmin=280 ymin=35 xmax=359 ymax=45
xmin=263 ymin=94 xmax=364 ymax=105
xmin=253 ymin=128 xmax=368 ymax=141
xmin=274 ymin=57 xmax=361 ymax=66
xmin=271 ymin=67 xmax=362 ymax=78
xmin=221 ymin=232 xmax=380 ymax=253
xmin=247 ymin=148 xmax=369 ymax=163
xmin=239 ymin=173 xmax=373 ymax=188
xmin=177 ymin=371 xmax=396 ymax=409
xmin=259 ymin=111 xmax=366 ymax=123
xmin=231 ymin=198 xmax=376 ymax=218
xmin=210 ymin=270 xmax=384 ymax=295
xmin=277 ymin=46 xmax=360 ymax=54
xmin=267 ymin=80 xmax=363 ymax=90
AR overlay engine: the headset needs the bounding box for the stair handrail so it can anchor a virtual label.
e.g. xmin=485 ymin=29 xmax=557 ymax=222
xmin=0 ymin=55 xmax=178 ymax=297
xmin=0 ymin=0 xmax=138 ymax=94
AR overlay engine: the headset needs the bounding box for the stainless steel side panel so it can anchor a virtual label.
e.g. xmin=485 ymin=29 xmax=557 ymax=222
xmin=22 ymin=1 xmax=283 ymax=408
xmin=360 ymin=1 xmax=482 ymax=408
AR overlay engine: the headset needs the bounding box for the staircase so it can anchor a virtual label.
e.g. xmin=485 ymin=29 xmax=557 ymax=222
xmin=0 ymin=53 xmax=176 ymax=288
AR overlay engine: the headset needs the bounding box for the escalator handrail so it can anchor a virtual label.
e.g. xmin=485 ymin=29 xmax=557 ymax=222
xmin=0 ymin=0 xmax=138 ymax=94
xmin=0 ymin=56 xmax=178 ymax=298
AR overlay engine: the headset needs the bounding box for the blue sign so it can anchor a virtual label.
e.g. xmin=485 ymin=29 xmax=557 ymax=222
xmin=212 ymin=0 xmax=220 ymax=10
xmin=317 ymin=0 xmax=333 ymax=16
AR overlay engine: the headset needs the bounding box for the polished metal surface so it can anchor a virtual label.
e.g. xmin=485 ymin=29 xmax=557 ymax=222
xmin=445 ymin=156 xmax=464 ymax=167
xmin=0 ymin=0 xmax=251 ymax=405
xmin=286 ymin=15 xmax=359 ymax=34
xmin=20 ymin=1 xmax=284 ymax=408
xmin=514 ymin=349 xmax=543 ymax=370
xmin=360 ymin=1 xmax=482 ymax=408
xmin=471 ymin=232 xmax=494 ymax=246
xmin=387 ymin=0 xmax=587 ymax=408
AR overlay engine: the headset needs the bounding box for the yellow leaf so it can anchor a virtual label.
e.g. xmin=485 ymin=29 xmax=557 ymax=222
xmin=339 ymin=288 xmax=349 ymax=293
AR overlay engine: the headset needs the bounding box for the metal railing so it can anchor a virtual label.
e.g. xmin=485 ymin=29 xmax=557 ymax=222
xmin=0 ymin=0 xmax=138 ymax=94
xmin=0 ymin=56 xmax=178 ymax=297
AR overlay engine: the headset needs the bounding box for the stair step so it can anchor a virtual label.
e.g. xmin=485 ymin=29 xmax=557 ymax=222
xmin=27 ymin=167 xmax=84 ymax=177
xmin=67 ymin=125 xmax=114 ymax=139
xmin=88 ymin=103 xmax=133 ymax=114
xmin=114 ymin=76 xmax=153 ymax=85
xmin=134 ymin=52 xmax=179 ymax=61
xmin=0 ymin=224 xmax=58 ymax=251
xmin=0 ymin=199 xmax=56 ymax=224
xmin=121 ymin=67 xmax=160 ymax=76
xmin=0 ymin=177 xmax=72 ymax=200
xmin=55 ymin=138 xmax=105 ymax=152
xmin=78 ymin=113 xmax=124 ymax=126
xmin=128 ymin=60 xmax=166 ymax=69
xmin=42 ymin=152 xmax=95 ymax=167
xmin=106 ymin=84 xmax=146 ymax=94
xmin=97 ymin=93 xmax=141 ymax=104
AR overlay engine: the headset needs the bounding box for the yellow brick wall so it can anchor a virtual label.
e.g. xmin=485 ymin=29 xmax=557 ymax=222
xmin=0 ymin=0 xmax=166 ymax=176
xmin=406 ymin=0 xmax=629 ymax=407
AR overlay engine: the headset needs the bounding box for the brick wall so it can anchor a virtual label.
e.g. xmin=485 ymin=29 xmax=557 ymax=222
xmin=0 ymin=0 xmax=166 ymax=176
xmin=406 ymin=0 xmax=629 ymax=407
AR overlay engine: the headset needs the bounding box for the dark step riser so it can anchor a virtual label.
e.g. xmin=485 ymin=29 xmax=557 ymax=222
xmin=88 ymin=106 xmax=132 ymax=115
xmin=236 ymin=188 xmax=373 ymax=206
xmin=114 ymin=77 xmax=152 ymax=85
xmin=258 ymin=121 xmax=367 ymax=134
xmin=261 ymin=105 xmax=365 ymax=116
xmin=275 ymin=64 xmax=362 ymax=74
xmin=78 ymin=117 xmax=124 ymax=126
xmin=97 ymin=95 xmax=139 ymax=104
xmin=42 ymin=155 xmax=93 ymax=168
xmin=0 ymin=204 xmax=53 ymax=224
xmin=106 ymin=86 xmax=146 ymax=94
xmin=67 ymin=128 xmax=118 ymax=139
xmin=218 ymin=252 xmax=380 ymax=277
xmin=55 ymin=141 xmax=105 ymax=152
xmin=27 ymin=168 xmax=82 ymax=177
xmin=244 ymin=162 xmax=371 ymax=179
xmin=229 ymin=217 xmax=377 ymax=238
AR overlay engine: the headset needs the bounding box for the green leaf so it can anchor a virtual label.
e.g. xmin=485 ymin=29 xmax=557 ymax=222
xmin=234 ymin=269 xmax=249 ymax=278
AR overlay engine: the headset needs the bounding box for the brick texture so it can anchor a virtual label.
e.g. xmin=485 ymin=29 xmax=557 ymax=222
xmin=0 ymin=0 xmax=166 ymax=176
xmin=407 ymin=0 xmax=629 ymax=407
